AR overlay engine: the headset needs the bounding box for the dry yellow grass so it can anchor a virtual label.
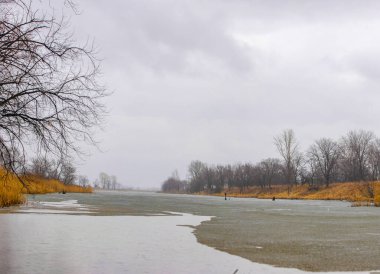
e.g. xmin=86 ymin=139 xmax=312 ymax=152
xmin=0 ymin=169 xmax=92 ymax=207
xmin=209 ymin=181 xmax=380 ymax=206
xmin=0 ymin=174 xmax=25 ymax=207
xmin=22 ymin=174 xmax=92 ymax=195
xmin=374 ymin=183 xmax=380 ymax=207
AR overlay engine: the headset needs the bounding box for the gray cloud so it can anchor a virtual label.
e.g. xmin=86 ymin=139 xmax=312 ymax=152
xmin=48 ymin=0 xmax=380 ymax=187
xmin=73 ymin=0 xmax=252 ymax=74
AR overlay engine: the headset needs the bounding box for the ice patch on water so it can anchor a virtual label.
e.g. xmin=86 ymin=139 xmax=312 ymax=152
xmin=19 ymin=199 xmax=95 ymax=214
xmin=8 ymin=199 xmax=379 ymax=274
xmin=39 ymin=199 xmax=86 ymax=209
xmin=0 ymin=209 xmax=376 ymax=274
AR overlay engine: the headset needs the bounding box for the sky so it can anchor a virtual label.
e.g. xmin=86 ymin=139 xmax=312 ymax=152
xmin=49 ymin=0 xmax=380 ymax=188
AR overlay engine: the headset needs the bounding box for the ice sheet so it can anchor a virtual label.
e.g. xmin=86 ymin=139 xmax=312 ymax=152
xmin=0 ymin=211 xmax=375 ymax=274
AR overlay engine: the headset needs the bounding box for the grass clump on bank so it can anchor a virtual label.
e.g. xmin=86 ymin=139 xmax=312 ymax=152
xmin=0 ymin=174 xmax=25 ymax=207
xmin=0 ymin=169 xmax=92 ymax=207
xmin=209 ymin=181 xmax=380 ymax=206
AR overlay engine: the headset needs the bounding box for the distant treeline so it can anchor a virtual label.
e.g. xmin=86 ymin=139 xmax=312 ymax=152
xmin=93 ymin=172 xmax=121 ymax=190
xmin=161 ymin=129 xmax=380 ymax=193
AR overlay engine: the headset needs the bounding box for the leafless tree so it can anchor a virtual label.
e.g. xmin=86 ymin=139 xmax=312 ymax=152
xmin=307 ymin=138 xmax=340 ymax=187
xmin=215 ymin=165 xmax=227 ymax=192
xmin=161 ymin=175 xmax=187 ymax=193
xmin=28 ymin=156 xmax=62 ymax=179
xmin=293 ymin=152 xmax=304 ymax=184
xmin=302 ymin=154 xmax=321 ymax=187
xmin=188 ymin=160 xmax=206 ymax=192
xmin=203 ymin=166 xmax=217 ymax=193
xmin=170 ymin=169 xmax=180 ymax=182
xmin=98 ymin=172 xmax=110 ymax=189
xmin=93 ymin=178 xmax=99 ymax=188
xmin=224 ymin=164 xmax=234 ymax=190
xmin=97 ymin=172 xmax=119 ymax=190
xmin=110 ymin=175 xmax=117 ymax=190
xmin=0 ymin=1 xmax=105 ymax=180
xmin=188 ymin=161 xmax=205 ymax=179
xmin=257 ymin=158 xmax=282 ymax=188
xmin=340 ymin=130 xmax=374 ymax=181
xmin=60 ymin=160 xmax=76 ymax=185
xmin=274 ymin=129 xmax=300 ymax=188
xmin=367 ymin=138 xmax=380 ymax=181
xmin=161 ymin=170 xmax=187 ymax=193
xmin=233 ymin=163 xmax=255 ymax=192
xmin=77 ymin=175 xmax=89 ymax=187
xmin=29 ymin=157 xmax=51 ymax=178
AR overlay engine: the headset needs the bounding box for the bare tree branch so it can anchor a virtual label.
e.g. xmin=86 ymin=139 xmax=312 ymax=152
xmin=0 ymin=0 xmax=106 ymax=185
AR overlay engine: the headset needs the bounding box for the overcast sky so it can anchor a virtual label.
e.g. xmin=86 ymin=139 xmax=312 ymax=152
xmin=56 ymin=0 xmax=380 ymax=188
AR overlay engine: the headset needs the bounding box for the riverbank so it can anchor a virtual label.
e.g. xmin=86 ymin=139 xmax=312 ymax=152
xmin=200 ymin=182 xmax=380 ymax=206
xmin=0 ymin=170 xmax=92 ymax=207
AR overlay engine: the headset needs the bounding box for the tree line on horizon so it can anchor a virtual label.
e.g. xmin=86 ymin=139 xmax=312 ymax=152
xmin=161 ymin=129 xmax=380 ymax=193
xmin=93 ymin=172 xmax=121 ymax=190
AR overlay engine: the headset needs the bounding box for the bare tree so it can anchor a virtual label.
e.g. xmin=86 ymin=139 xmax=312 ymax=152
xmin=60 ymin=160 xmax=76 ymax=185
xmin=224 ymin=164 xmax=234 ymax=190
xmin=161 ymin=169 xmax=187 ymax=193
xmin=274 ymin=129 xmax=300 ymax=188
xmin=368 ymin=138 xmax=380 ymax=181
xmin=93 ymin=178 xmax=99 ymax=188
xmin=0 ymin=1 xmax=105 ymax=179
xmin=161 ymin=175 xmax=187 ymax=193
xmin=77 ymin=175 xmax=89 ymax=187
xmin=110 ymin=175 xmax=117 ymax=190
xmin=302 ymin=154 xmax=321 ymax=187
xmin=257 ymin=158 xmax=282 ymax=189
xmin=98 ymin=172 xmax=110 ymax=189
xmin=215 ymin=165 xmax=229 ymax=192
xmin=340 ymin=130 xmax=374 ymax=181
xmin=233 ymin=163 xmax=254 ymax=193
xmin=29 ymin=157 xmax=52 ymax=178
xmin=307 ymin=138 xmax=340 ymax=187
xmin=203 ymin=166 xmax=217 ymax=193
xmin=171 ymin=170 xmax=180 ymax=181
xmin=188 ymin=160 xmax=206 ymax=192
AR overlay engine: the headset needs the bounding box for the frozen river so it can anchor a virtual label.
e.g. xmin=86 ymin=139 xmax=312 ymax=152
xmin=0 ymin=191 xmax=379 ymax=273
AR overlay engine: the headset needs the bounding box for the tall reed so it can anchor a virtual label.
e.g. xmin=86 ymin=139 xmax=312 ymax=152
xmin=0 ymin=169 xmax=92 ymax=207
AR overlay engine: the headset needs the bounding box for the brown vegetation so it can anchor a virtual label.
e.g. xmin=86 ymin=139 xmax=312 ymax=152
xmin=0 ymin=169 xmax=92 ymax=208
xmin=207 ymin=182 xmax=380 ymax=206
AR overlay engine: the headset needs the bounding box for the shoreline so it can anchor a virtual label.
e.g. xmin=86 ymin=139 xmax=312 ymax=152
xmin=165 ymin=181 xmax=380 ymax=206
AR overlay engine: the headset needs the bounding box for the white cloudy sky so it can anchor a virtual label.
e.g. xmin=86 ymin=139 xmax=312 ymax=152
xmin=54 ymin=0 xmax=380 ymax=187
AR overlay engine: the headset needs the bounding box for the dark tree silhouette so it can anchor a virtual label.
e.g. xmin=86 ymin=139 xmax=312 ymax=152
xmin=0 ymin=1 xmax=106 ymax=178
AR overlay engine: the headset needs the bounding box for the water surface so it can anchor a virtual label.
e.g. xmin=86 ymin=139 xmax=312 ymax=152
xmin=1 ymin=191 xmax=379 ymax=273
